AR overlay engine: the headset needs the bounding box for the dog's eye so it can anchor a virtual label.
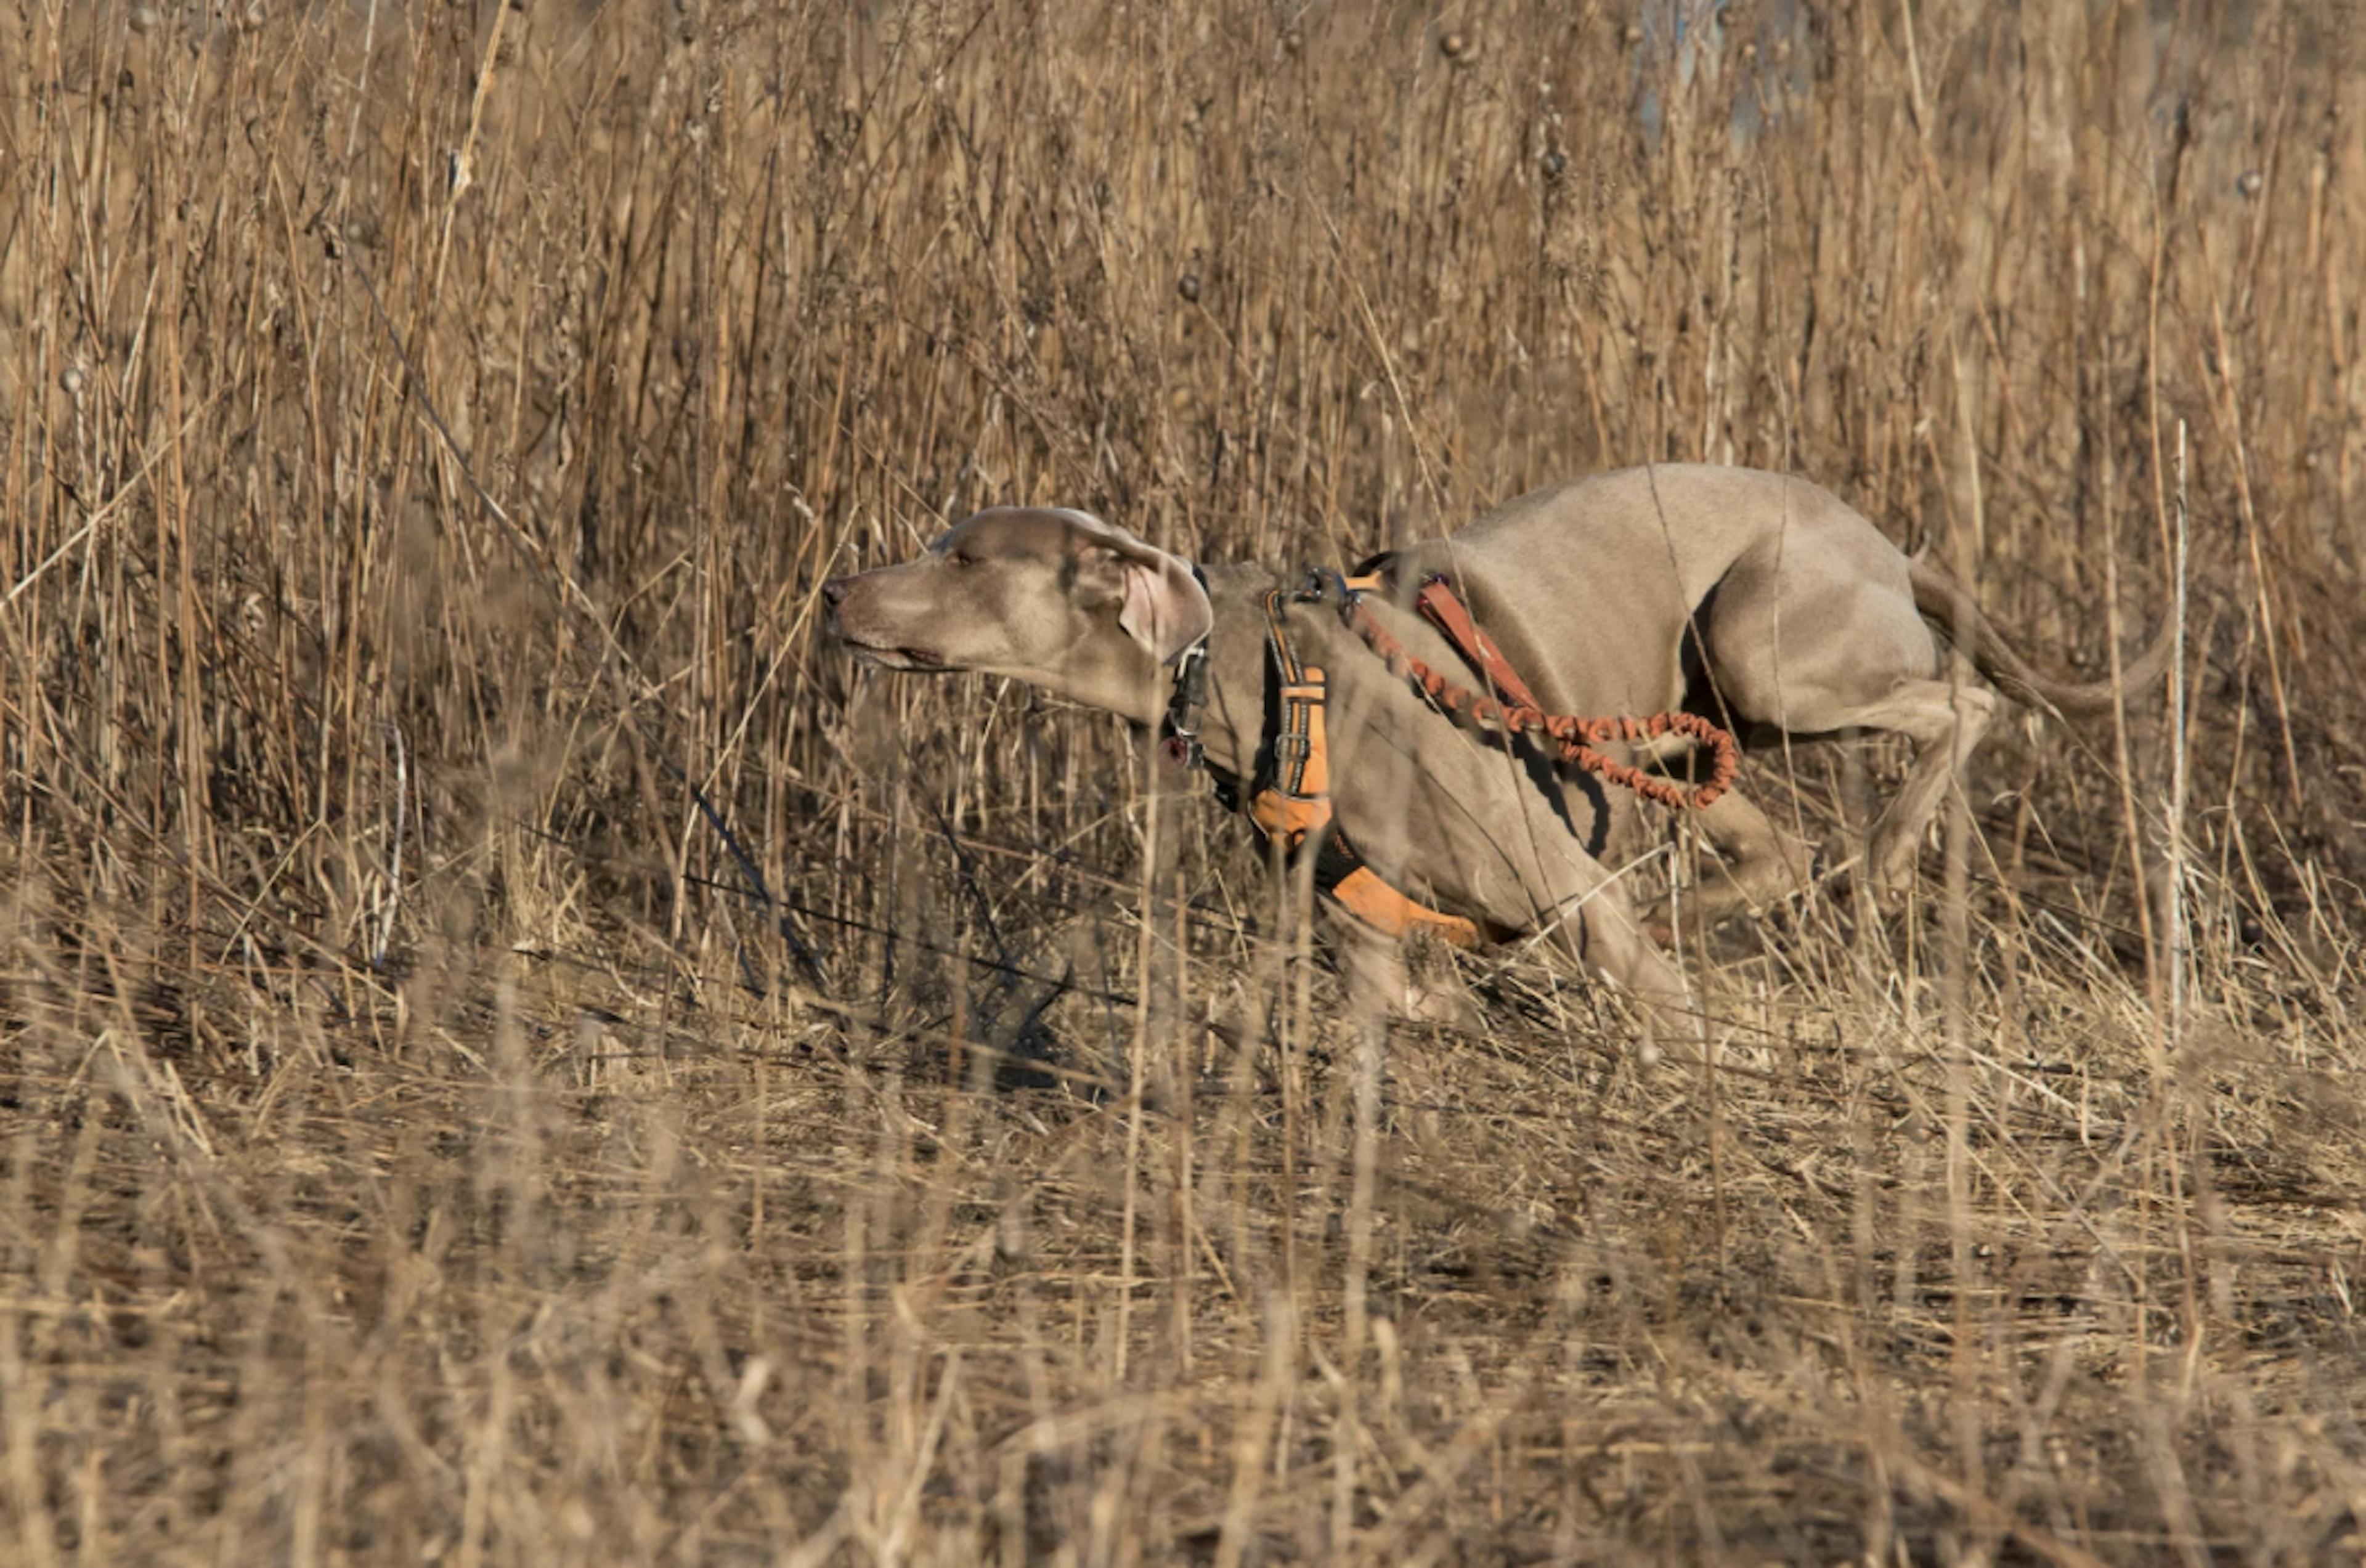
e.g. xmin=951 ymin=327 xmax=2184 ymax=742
xmin=946 ymin=550 xmax=974 ymax=569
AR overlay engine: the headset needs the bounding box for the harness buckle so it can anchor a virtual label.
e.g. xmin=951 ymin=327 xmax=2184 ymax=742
xmin=1300 ymin=566 xmax=1348 ymax=606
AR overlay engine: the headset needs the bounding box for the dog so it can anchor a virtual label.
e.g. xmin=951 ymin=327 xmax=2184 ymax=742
xmin=821 ymin=465 xmax=2169 ymax=1026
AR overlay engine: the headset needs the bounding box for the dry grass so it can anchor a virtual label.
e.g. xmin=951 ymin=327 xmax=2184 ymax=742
xmin=3 ymin=0 xmax=2364 ymax=1561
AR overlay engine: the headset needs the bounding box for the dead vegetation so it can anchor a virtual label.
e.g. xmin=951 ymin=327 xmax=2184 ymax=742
xmin=2 ymin=0 xmax=2363 ymax=1561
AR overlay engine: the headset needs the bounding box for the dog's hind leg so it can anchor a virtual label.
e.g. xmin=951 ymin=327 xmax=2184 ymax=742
xmin=1820 ymin=679 xmax=1997 ymax=898
xmin=1651 ymin=789 xmax=1818 ymax=936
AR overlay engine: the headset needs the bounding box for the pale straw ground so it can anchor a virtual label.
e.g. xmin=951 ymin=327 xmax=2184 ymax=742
xmin=1 ymin=2 xmax=2362 ymax=1562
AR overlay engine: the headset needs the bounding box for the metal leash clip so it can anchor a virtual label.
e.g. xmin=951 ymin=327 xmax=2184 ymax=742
xmin=1160 ymin=641 xmax=1209 ymax=769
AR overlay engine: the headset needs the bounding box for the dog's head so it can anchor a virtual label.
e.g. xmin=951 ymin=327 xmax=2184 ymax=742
xmin=822 ymin=508 xmax=1211 ymax=697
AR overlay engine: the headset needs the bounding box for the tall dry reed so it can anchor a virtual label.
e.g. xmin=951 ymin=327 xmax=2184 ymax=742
xmin=2 ymin=0 xmax=2362 ymax=1561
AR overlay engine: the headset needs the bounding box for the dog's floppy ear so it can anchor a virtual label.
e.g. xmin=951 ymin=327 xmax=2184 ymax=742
xmin=1063 ymin=511 xmax=1213 ymax=664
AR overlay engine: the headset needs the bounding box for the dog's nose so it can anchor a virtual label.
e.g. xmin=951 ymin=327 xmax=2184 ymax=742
xmin=820 ymin=577 xmax=849 ymax=611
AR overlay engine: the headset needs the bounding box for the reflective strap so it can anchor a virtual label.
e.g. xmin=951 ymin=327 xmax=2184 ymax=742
xmin=1253 ymin=591 xmax=1333 ymax=843
xmin=1264 ymin=590 xmax=1315 ymax=797
xmin=1292 ymin=667 xmax=1329 ymax=797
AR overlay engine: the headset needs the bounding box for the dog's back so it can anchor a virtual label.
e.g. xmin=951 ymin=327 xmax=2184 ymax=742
xmin=1386 ymin=465 xmax=1912 ymax=718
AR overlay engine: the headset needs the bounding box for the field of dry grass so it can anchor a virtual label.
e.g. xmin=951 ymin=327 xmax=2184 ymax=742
xmin=3 ymin=0 xmax=2364 ymax=1561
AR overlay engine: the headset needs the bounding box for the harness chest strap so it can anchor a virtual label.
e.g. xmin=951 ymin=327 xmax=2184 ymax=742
xmin=1246 ymin=583 xmax=1484 ymax=949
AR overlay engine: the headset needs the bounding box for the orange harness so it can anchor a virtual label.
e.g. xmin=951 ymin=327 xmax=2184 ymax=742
xmin=1243 ymin=578 xmax=1487 ymax=948
xmin=1221 ymin=565 xmax=1739 ymax=948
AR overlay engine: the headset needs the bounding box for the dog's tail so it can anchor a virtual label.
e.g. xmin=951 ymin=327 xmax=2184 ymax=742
xmin=1909 ymin=561 xmax=2175 ymax=717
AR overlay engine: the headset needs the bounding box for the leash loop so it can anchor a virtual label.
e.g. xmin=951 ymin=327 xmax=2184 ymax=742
xmin=1311 ymin=572 xmax=1741 ymax=811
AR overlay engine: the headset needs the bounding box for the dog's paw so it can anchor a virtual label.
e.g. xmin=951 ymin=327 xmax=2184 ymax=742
xmin=1858 ymin=867 xmax=1920 ymax=913
xmin=1863 ymin=834 xmax=1922 ymax=906
xmin=1397 ymin=978 xmax=1484 ymax=1031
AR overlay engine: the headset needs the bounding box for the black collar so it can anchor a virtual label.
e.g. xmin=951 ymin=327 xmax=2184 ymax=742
xmin=1158 ymin=566 xmax=1213 ymax=770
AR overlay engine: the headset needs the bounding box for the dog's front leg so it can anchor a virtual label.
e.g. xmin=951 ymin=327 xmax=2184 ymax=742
xmin=1476 ymin=811 xmax=1700 ymax=1055
xmin=1325 ymin=911 xmax=1482 ymax=1030
xmin=1563 ymin=889 xmax=1697 ymax=1054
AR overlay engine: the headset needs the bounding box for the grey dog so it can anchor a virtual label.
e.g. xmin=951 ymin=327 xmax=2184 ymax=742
xmin=824 ymin=465 xmax=2168 ymax=1026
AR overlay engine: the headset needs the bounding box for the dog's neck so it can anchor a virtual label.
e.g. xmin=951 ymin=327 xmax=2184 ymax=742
xmin=1161 ymin=563 xmax=1296 ymax=784
xmin=1086 ymin=561 xmax=1328 ymax=787
xmin=998 ymin=579 xmax=1273 ymax=752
